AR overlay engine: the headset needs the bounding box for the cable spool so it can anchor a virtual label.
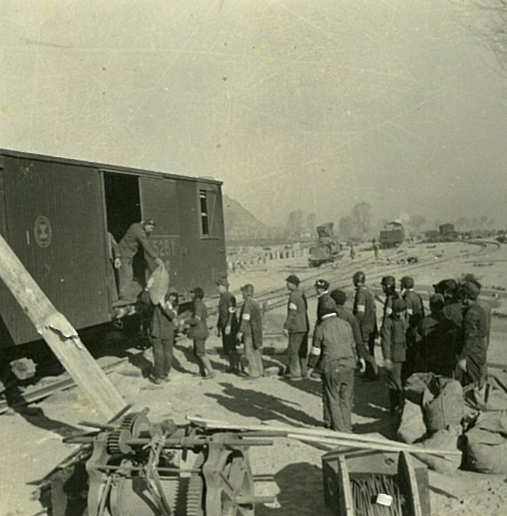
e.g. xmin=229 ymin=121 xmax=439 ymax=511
xmin=350 ymin=475 xmax=403 ymax=516
xmin=321 ymin=451 xmax=430 ymax=516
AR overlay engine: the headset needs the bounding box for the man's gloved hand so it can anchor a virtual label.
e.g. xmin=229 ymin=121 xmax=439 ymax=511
xmin=358 ymin=358 xmax=366 ymax=374
xmin=384 ymin=358 xmax=393 ymax=372
xmin=457 ymin=358 xmax=467 ymax=372
xmin=236 ymin=332 xmax=243 ymax=343
xmin=114 ymin=258 xmax=121 ymax=269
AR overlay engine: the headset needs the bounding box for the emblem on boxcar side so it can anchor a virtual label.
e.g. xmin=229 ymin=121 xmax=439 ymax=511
xmin=34 ymin=216 xmax=52 ymax=248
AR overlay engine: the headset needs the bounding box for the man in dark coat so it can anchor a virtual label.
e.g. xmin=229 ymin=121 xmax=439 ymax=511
xmin=186 ymin=287 xmax=215 ymax=379
xmin=237 ymin=284 xmax=264 ymax=379
xmin=457 ymin=281 xmax=488 ymax=386
xmin=118 ymin=219 xmax=163 ymax=302
xmin=416 ymin=294 xmax=457 ymax=377
xmin=330 ymin=288 xmax=366 ymax=374
xmin=381 ymin=275 xmax=400 ymax=327
xmin=283 ymin=275 xmax=309 ymax=380
xmin=216 ymin=278 xmax=239 ymax=373
xmin=381 ymin=298 xmax=408 ymax=418
xmin=400 ymin=276 xmax=425 ymax=383
xmin=352 ymin=271 xmax=378 ymax=380
xmin=307 ymin=304 xmax=358 ymax=432
xmin=150 ymin=287 xmax=179 ymax=384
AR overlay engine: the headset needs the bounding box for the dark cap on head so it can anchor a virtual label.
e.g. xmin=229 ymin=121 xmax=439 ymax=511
xmin=315 ymin=279 xmax=330 ymax=290
xmin=392 ymin=299 xmax=406 ymax=313
xmin=143 ymin=218 xmax=156 ymax=226
xmin=462 ymin=281 xmax=480 ymax=300
xmin=216 ymin=278 xmax=229 ymax=288
xmin=168 ymin=286 xmax=179 ymax=296
xmin=285 ymin=275 xmax=300 ymax=286
xmin=400 ymin=276 xmax=414 ymax=289
xmin=330 ymin=289 xmax=347 ymax=306
xmin=381 ymin=276 xmax=396 ymax=287
xmin=191 ymin=287 xmax=204 ymax=298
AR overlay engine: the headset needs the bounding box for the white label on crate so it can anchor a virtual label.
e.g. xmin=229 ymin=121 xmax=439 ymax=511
xmin=376 ymin=494 xmax=393 ymax=507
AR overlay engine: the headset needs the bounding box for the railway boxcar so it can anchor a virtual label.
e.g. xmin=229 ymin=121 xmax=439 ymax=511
xmin=0 ymin=149 xmax=227 ymax=347
xmin=379 ymin=221 xmax=405 ymax=249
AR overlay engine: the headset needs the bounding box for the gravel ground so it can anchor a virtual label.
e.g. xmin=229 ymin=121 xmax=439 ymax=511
xmin=1 ymin=241 xmax=507 ymax=516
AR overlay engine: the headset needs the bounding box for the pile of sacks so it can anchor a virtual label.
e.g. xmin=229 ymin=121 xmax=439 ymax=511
xmin=396 ymin=372 xmax=507 ymax=475
xmin=397 ymin=373 xmax=464 ymax=474
xmin=463 ymin=373 xmax=507 ymax=474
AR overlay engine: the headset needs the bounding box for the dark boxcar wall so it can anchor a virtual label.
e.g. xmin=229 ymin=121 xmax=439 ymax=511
xmin=0 ymin=156 xmax=110 ymax=346
xmin=176 ymin=180 xmax=227 ymax=298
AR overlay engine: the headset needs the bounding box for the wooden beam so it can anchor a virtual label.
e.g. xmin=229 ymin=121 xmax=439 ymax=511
xmin=0 ymin=233 xmax=126 ymax=419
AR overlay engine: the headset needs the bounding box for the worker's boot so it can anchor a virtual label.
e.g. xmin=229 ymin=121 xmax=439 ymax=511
xmin=201 ymin=357 xmax=216 ymax=380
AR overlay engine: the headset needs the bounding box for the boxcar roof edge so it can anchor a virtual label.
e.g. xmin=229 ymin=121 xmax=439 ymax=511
xmin=0 ymin=148 xmax=223 ymax=186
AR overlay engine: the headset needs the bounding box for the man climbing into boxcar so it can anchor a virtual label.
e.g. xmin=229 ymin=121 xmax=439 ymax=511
xmin=283 ymin=275 xmax=309 ymax=381
xmin=237 ymin=284 xmax=264 ymax=380
xmin=117 ymin=219 xmax=164 ymax=303
xmin=216 ymin=278 xmax=240 ymax=374
xmin=352 ymin=271 xmax=378 ymax=381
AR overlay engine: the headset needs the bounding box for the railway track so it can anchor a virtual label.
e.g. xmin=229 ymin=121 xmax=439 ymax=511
xmin=0 ymin=240 xmax=499 ymax=414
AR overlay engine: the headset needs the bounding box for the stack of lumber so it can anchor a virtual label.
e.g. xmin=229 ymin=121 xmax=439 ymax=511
xmin=187 ymin=416 xmax=461 ymax=459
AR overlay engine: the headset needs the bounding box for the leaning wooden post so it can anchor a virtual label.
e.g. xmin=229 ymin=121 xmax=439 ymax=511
xmin=0 ymin=233 xmax=126 ymax=420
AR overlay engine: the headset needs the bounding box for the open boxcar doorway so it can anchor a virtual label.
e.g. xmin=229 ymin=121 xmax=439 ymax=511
xmin=103 ymin=172 xmax=148 ymax=304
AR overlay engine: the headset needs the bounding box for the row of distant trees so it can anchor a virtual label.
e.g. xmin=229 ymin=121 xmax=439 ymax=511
xmin=285 ymin=206 xmax=498 ymax=242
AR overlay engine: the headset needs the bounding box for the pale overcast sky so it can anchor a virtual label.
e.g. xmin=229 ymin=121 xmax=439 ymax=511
xmin=1 ymin=0 xmax=507 ymax=228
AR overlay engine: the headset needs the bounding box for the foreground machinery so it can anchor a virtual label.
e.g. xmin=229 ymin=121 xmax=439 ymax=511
xmin=37 ymin=410 xmax=275 ymax=516
xmin=308 ymin=222 xmax=342 ymax=267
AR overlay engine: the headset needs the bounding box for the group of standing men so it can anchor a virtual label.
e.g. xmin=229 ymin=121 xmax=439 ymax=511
xmin=280 ymin=270 xmax=492 ymax=434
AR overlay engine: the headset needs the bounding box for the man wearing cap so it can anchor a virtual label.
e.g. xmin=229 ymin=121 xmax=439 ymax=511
xmin=237 ymin=284 xmax=264 ymax=379
xmin=283 ymin=275 xmax=309 ymax=380
xmin=400 ymin=276 xmax=425 ymax=383
xmin=307 ymin=303 xmax=358 ymax=432
xmin=150 ymin=287 xmax=179 ymax=384
xmin=381 ymin=276 xmax=400 ymax=328
xmin=186 ymin=287 xmax=215 ymax=379
xmin=216 ymin=279 xmax=239 ymax=373
xmin=417 ymin=294 xmax=458 ymax=377
xmin=352 ymin=271 xmax=378 ymax=380
xmin=315 ymin=279 xmax=337 ymax=324
xmin=381 ymin=298 xmax=408 ymax=418
xmin=330 ymin=289 xmax=366 ymax=373
xmin=457 ymin=281 xmax=488 ymax=386
xmin=463 ymin=276 xmax=492 ymax=350
xmin=434 ymin=279 xmax=463 ymax=329
xmin=117 ymin=219 xmax=164 ymax=303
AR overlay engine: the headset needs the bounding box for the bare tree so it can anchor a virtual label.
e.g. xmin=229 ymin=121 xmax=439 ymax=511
xmin=476 ymin=0 xmax=507 ymax=72
xmin=351 ymin=202 xmax=372 ymax=239
xmin=339 ymin=216 xmax=358 ymax=240
xmin=306 ymin=212 xmax=316 ymax=233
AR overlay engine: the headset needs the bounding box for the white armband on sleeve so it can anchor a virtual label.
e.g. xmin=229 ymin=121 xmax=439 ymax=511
xmin=228 ymin=307 xmax=236 ymax=313
xmin=357 ymin=305 xmax=366 ymax=313
xmin=407 ymin=308 xmax=413 ymax=315
xmin=310 ymin=346 xmax=321 ymax=356
xmin=289 ymin=302 xmax=298 ymax=310
xmin=386 ymin=307 xmax=392 ymax=315
xmin=242 ymin=313 xmax=251 ymax=321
